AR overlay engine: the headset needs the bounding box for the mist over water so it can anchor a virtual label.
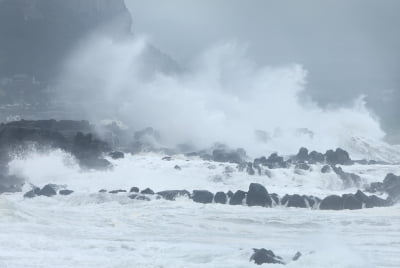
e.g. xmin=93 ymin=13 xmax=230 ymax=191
xmin=55 ymin=34 xmax=386 ymax=156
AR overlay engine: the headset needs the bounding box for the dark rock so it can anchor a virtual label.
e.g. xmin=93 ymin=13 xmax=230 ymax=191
xmin=292 ymin=252 xmax=302 ymax=261
xmin=296 ymin=147 xmax=309 ymax=162
xmin=270 ymin=193 xmax=280 ymax=205
xmin=192 ymin=190 xmax=214 ymax=204
xmin=174 ymin=165 xmax=181 ymax=170
xmin=212 ymin=148 xmax=246 ymax=164
xmin=286 ymin=194 xmax=307 ymax=208
xmin=162 ymin=156 xmax=173 ymax=161
xmin=366 ymin=195 xmax=390 ymax=208
xmin=227 ymin=190 xmax=234 ymax=199
xmin=141 ymin=188 xmax=155 ymax=195
xmin=342 ymin=194 xmax=362 ymax=210
xmin=130 ymin=187 xmax=139 ymax=193
xmin=109 ymin=189 xmax=127 ymax=194
xmin=214 ymin=192 xmax=227 ymax=204
xmin=59 ymin=190 xmax=74 ymax=195
xmin=295 ymin=162 xmax=310 ymax=170
xmin=38 ymin=184 xmax=57 ymax=197
xmin=157 ymin=190 xmax=191 ymax=201
xmin=246 ymin=162 xmax=255 ymax=175
xmin=281 ymin=194 xmax=290 ymax=206
xmin=366 ymin=182 xmax=384 ymax=193
xmin=246 ymin=183 xmax=271 ymax=207
xmin=229 ymin=190 xmax=246 ymax=205
xmin=79 ymin=157 xmax=112 ymax=170
xmin=109 ymin=151 xmax=124 ymax=159
xmin=304 ymin=195 xmax=316 ymax=207
xmin=99 ymin=189 xmax=107 ymax=193
xmin=23 ymin=187 xmax=41 ymax=198
xmin=320 ymin=195 xmax=343 ymax=210
xmin=321 ymin=165 xmax=331 ymax=173
xmin=354 ymin=190 xmax=370 ymax=204
xmin=308 ymin=151 xmax=325 ymax=164
xmin=333 ymin=166 xmax=361 ymax=187
xmin=383 ymin=173 xmax=400 ymax=201
xmin=250 ymin=248 xmax=285 ymax=265
xmin=325 ymin=148 xmax=352 ymax=165
xmin=128 ymin=194 xmax=150 ymax=201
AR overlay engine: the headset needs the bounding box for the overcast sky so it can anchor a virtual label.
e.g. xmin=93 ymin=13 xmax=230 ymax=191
xmin=125 ymin=0 xmax=400 ymax=142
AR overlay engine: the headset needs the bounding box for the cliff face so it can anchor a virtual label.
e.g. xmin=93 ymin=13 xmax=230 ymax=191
xmin=0 ymin=0 xmax=132 ymax=80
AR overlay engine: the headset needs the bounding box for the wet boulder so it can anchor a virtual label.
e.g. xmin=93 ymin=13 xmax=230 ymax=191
xmin=174 ymin=165 xmax=182 ymax=170
xmin=325 ymin=148 xmax=352 ymax=165
xmin=333 ymin=166 xmax=361 ymax=187
xmin=214 ymin=192 xmax=227 ymax=204
xmin=342 ymin=194 xmax=362 ymax=210
xmin=128 ymin=194 xmax=150 ymax=201
xmin=320 ymin=195 xmax=343 ymax=210
xmin=109 ymin=189 xmax=127 ymax=194
xmin=157 ymin=190 xmax=191 ymax=201
xmin=38 ymin=184 xmax=57 ymax=197
xmin=192 ymin=190 xmax=214 ymax=204
xmin=246 ymin=162 xmax=255 ymax=175
xmin=383 ymin=173 xmax=400 ymax=202
xmin=246 ymin=183 xmax=271 ymax=207
xmin=141 ymin=188 xmax=155 ymax=195
xmin=109 ymin=151 xmax=124 ymax=159
xmin=308 ymin=151 xmax=325 ymax=164
xmin=130 ymin=187 xmax=139 ymax=193
xmin=23 ymin=187 xmax=41 ymax=198
xmin=227 ymin=190 xmax=234 ymax=199
xmin=365 ymin=182 xmax=384 ymax=193
xmin=321 ymin=165 xmax=331 ymax=173
xmin=366 ymin=195 xmax=390 ymax=208
xmin=212 ymin=148 xmax=246 ymax=164
xmin=250 ymin=248 xmax=285 ymax=265
xmin=229 ymin=190 xmax=247 ymax=205
xmin=59 ymin=190 xmax=74 ymax=195
xmin=270 ymin=193 xmax=280 ymax=205
xmin=286 ymin=194 xmax=308 ymax=208
xmin=295 ymin=162 xmax=310 ymax=171
xmin=296 ymin=147 xmax=309 ymax=162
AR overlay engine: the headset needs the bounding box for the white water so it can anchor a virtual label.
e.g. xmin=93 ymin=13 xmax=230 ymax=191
xmin=55 ymin=36 xmax=394 ymax=158
xmin=1 ymin=150 xmax=400 ymax=267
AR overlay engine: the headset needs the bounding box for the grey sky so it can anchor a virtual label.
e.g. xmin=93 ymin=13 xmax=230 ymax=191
xmin=126 ymin=0 xmax=400 ymax=142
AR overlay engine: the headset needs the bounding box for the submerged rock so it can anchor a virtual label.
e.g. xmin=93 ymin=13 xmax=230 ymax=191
xmin=157 ymin=190 xmax=191 ymax=201
xmin=59 ymin=190 xmax=74 ymax=196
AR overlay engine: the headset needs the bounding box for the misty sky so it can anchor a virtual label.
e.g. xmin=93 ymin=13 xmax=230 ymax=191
xmin=126 ymin=0 xmax=400 ymax=142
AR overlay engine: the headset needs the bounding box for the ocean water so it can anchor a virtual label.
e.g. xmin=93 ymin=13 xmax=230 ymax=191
xmin=1 ymin=150 xmax=400 ymax=267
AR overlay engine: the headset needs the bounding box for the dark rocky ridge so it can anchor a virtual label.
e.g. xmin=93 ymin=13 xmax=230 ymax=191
xmin=26 ymin=182 xmax=393 ymax=211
